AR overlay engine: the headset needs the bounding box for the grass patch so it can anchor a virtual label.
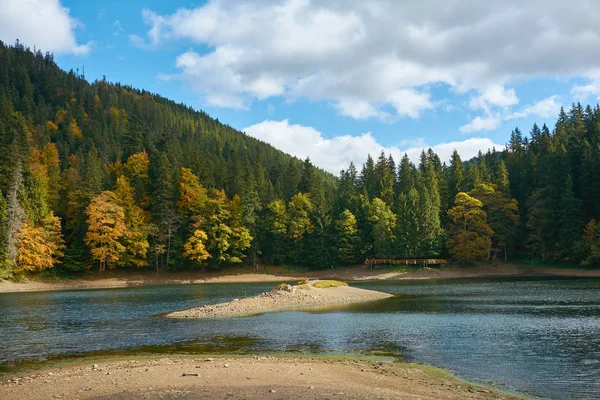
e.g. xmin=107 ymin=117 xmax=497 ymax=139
xmin=297 ymin=279 xmax=309 ymax=285
xmin=312 ymin=280 xmax=348 ymax=288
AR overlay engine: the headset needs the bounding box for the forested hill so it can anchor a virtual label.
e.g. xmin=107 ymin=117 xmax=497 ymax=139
xmin=0 ymin=40 xmax=336 ymax=275
xmin=2 ymin=40 xmax=600 ymax=278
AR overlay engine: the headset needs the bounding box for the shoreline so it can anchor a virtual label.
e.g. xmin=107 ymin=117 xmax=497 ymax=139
xmin=1 ymin=263 xmax=599 ymax=294
xmin=166 ymin=281 xmax=394 ymax=318
xmin=0 ymin=354 xmax=522 ymax=400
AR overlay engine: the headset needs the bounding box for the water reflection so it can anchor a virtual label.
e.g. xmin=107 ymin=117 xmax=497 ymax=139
xmin=0 ymin=277 xmax=599 ymax=399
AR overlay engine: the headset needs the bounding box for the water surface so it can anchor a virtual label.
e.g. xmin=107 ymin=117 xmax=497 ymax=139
xmin=1 ymin=277 xmax=599 ymax=399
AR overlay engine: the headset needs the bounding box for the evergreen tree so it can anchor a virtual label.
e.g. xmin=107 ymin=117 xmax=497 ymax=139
xmin=448 ymin=150 xmax=464 ymax=204
xmin=335 ymin=209 xmax=362 ymax=265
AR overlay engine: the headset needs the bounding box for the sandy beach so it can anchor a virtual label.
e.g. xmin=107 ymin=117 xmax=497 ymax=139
xmin=1 ymin=263 xmax=599 ymax=294
xmin=166 ymin=280 xmax=394 ymax=318
xmin=0 ymin=356 xmax=520 ymax=400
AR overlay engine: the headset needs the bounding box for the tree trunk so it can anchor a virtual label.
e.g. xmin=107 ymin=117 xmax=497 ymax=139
xmin=6 ymin=164 xmax=25 ymax=264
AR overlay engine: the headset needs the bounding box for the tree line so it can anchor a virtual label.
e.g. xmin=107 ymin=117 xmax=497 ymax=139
xmin=1 ymin=40 xmax=599 ymax=278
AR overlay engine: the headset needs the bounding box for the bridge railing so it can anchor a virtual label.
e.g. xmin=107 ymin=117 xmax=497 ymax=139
xmin=364 ymin=258 xmax=447 ymax=268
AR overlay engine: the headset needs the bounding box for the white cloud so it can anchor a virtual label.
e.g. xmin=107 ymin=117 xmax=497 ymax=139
xmin=388 ymin=89 xmax=433 ymax=118
xmin=0 ymin=0 xmax=90 ymax=55
xmin=135 ymin=0 xmax=600 ymax=117
xmin=469 ymin=85 xmax=519 ymax=111
xmin=462 ymin=95 xmax=562 ymax=132
xmin=460 ymin=116 xmax=501 ymax=134
xmin=506 ymin=95 xmax=562 ymax=120
xmin=243 ymin=119 xmax=503 ymax=174
xmin=572 ymin=79 xmax=600 ymax=101
xmin=334 ymin=99 xmax=390 ymax=120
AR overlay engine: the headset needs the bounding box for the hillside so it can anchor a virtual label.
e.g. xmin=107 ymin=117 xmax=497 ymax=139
xmin=0 ymin=40 xmax=339 ymax=274
xmin=2 ymin=39 xmax=600 ymax=278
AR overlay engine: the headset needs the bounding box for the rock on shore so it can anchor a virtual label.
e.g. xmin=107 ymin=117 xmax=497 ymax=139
xmin=165 ymin=281 xmax=393 ymax=318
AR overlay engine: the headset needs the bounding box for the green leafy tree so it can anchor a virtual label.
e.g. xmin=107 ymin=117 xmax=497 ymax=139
xmin=446 ymin=192 xmax=493 ymax=262
xmin=470 ymin=183 xmax=520 ymax=261
xmin=368 ymin=198 xmax=396 ymax=258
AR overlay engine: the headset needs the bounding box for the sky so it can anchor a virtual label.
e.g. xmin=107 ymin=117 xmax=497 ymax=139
xmin=2 ymin=0 xmax=600 ymax=174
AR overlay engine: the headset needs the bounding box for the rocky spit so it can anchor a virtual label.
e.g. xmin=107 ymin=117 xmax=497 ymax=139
xmin=165 ymin=281 xmax=394 ymax=318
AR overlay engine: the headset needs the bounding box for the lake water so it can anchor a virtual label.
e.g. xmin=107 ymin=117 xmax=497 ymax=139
xmin=1 ymin=277 xmax=599 ymax=399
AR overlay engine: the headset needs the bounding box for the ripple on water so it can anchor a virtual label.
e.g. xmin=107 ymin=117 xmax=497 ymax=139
xmin=0 ymin=277 xmax=599 ymax=399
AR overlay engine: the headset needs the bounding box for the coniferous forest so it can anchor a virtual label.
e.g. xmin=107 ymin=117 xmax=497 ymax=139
xmin=1 ymin=40 xmax=600 ymax=278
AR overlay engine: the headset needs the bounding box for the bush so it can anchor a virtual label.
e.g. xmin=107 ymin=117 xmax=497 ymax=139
xmin=312 ymin=280 xmax=348 ymax=288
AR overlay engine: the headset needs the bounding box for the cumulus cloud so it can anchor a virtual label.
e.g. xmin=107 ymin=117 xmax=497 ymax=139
xmin=0 ymin=0 xmax=90 ymax=55
xmin=460 ymin=95 xmax=561 ymax=133
xmin=572 ymin=78 xmax=600 ymax=102
xmin=469 ymin=85 xmax=519 ymax=112
xmin=134 ymin=0 xmax=600 ymax=117
xmin=460 ymin=116 xmax=502 ymax=134
xmin=506 ymin=95 xmax=562 ymax=120
xmin=244 ymin=119 xmax=503 ymax=174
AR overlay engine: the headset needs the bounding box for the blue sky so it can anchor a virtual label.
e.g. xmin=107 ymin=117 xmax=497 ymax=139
xmin=2 ymin=0 xmax=600 ymax=173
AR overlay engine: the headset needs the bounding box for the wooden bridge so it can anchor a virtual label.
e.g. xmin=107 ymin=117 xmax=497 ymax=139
xmin=364 ymin=258 xmax=447 ymax=269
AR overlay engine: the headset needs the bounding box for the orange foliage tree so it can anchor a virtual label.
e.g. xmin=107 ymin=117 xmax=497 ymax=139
xmin=16 ymin=212 xmax=64 ymax=272
xmin=84 ymin=191 xmax=127 ymax=272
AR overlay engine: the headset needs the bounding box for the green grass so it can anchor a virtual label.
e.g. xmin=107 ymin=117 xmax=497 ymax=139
xmin=312 ymin=280 xmax=348 ymax=288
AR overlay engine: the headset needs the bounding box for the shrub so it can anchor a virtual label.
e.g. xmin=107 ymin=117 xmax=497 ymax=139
xmin=312 ymin=280 xmax=348 ymax=288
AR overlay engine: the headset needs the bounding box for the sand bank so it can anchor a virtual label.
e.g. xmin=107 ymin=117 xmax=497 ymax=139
xmin=0 ymin=356 xmax=520 ymax=400
xmin=166 ymin=281 xmax=393 ymax=318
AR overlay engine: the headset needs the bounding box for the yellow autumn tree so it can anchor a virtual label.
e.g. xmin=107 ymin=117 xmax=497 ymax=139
xmin=183 ymin=229 xmax=211 ymax=267
xmin=69 ymin=118 xmax=82 ymax=139
xmin=84 ymin=191 xmax=128 ymax=272
xmin=177 ymin=167 xmax=208 ymax=218
xmin=113 ymin=176 xmax=150 ymax=268
xmin=16 ymin=212 xmax=64 ymax=272
xmin=123 ymin=151 xmax=150 ymax=208
xmin=446 ymin=192 xmax=493 ymax=262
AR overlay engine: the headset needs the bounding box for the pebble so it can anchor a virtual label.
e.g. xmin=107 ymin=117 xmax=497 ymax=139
xmin=269 ymin=389 xmax=277 ymax=393
xmin=182 ymin=372 xmax=199 ymax=377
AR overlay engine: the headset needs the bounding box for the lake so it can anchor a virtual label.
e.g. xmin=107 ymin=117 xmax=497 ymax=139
xmin=1 ymin=277 xmax=599 ymax=399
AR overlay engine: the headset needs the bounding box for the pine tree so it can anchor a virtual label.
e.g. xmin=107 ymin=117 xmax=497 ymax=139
xmin=395 ymin=190 xmax=420 ymax=257
xmin=359 ymin=154 xmax=377 ymax=198
xmin=151 ymin=153 xmax=180 ymax=271
xmin=448 ymin=150 xmax=464 ymax=204
xmin=418 ymin=165 xmax=444 ymax=256
xmin=0 ymin=191 xmax=12 ymax=278
xmin=374 ymin=151 xmax=395 ymax=207
xmin=495 ymin=160 xmax=510 ymax=196
xmin=397 ymin=154 xmax=416 ymax=194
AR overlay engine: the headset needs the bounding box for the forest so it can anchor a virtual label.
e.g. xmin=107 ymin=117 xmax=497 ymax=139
xmin=1 ymin=39 xmax=600 ymax=278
